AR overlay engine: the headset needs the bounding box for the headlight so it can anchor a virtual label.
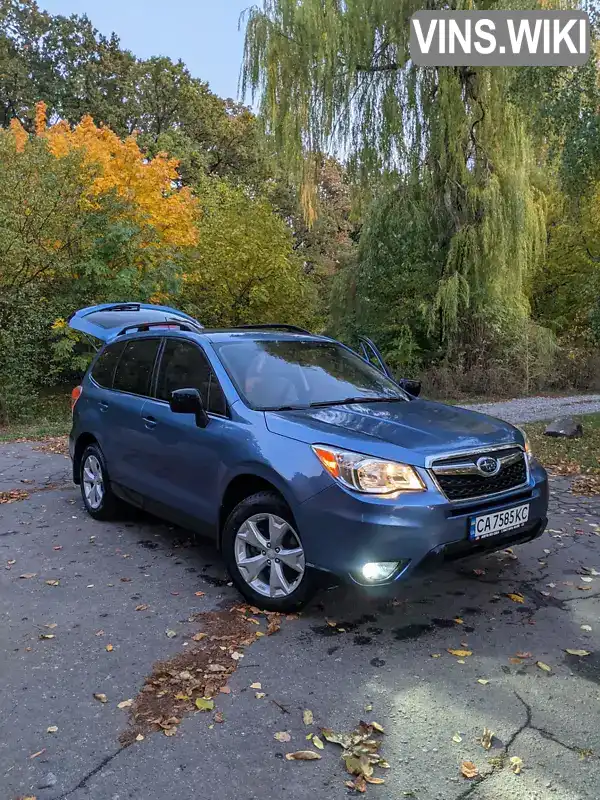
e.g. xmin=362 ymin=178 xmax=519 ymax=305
xmin=312 ymin=445 xmax=425 ymax=495
xmin=516 ymin=427 xmax=534 ymax=463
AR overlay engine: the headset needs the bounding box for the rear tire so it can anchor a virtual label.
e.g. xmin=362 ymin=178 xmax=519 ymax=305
xmin=222 ymin=491 xmax=317 ymax=612
xmin=80 ymin=443 xmax=121 ymax=521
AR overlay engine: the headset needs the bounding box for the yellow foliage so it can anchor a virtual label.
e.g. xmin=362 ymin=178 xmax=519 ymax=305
xmin=9 ymin=119 xmax=27 ymax=153
xmin=23 ymin=102 xmax=198 ymax=248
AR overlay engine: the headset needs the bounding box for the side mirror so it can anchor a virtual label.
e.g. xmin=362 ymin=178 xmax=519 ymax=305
xmin=169 ymin=387 xmax=209 ymax=428
xmin=399 ymin=379 xmax=422 ymax=398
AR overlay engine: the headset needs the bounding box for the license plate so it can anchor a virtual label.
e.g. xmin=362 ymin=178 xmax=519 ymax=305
xmin=469 ymin=504 xmax=530 ymax=541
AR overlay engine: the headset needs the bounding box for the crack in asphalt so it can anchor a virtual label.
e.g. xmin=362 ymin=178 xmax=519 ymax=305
xmin=453 ymin=691 xmax=593 ymax=799
xmin=50 ymin=746 xmax=128 ymax=799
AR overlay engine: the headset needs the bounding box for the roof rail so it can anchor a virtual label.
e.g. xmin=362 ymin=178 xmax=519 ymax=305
xmin=233 ymin=324 xmax=312 ymax=335
xmin=117 ymin=320 xmax=203 ymax=337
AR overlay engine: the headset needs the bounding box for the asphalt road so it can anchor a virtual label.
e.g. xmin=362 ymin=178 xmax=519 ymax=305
xmin=462 ymin=394 xmax=600 ymax=424
xmin=1 ymin=441 xmax=600 ymax=800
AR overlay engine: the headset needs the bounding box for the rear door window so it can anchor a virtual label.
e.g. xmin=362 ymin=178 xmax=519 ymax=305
xmin=156 ymin=339 xmax=227 ymax=415
xmin=91 ymin=342 xmax=125 ymax=389
xmin=113 ymin=339 xmax=160 ymax=397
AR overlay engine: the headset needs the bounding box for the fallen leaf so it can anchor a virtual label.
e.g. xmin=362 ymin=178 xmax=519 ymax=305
xmin=231 ymin=651 xmax=243 ymax=660
xmin=454 ymin=618 xmax=464 ymax=624
xmin=461 ymin=761 xmax=479 ymax=779
xmin=29 ymin=749 xmax=46 ymax=759
xmin=174 ymin=694 xmax=190 ymax=701
xmin=510 ymin=756 xmax=523 ymax=774
xmin=163 ymin=727 xmax=177 ymax=736
xmin=581 ymin=625 xmax=592 ymax=632
xmin=195 ymin=591 xmax=205 ymax=597
xmin=135 ymin=734 xmax=144 ymax=742
xmin=117 ymin=699 xmax=134 ymax=709
xmin=581 ymin=576 xmax=593 ymax=583
xmin=365 ymin=777 xmax=386 ymax=785
xmin=285 ymin=750 xmax=321 ymax=761
xmin=312 ymin=735 xmax=324 ymax=749
xmin=477 ymin=679 xmax=489 ymax=685
xmin=45 ymin=580 xmax=60 ymax=586
xmin=105 ymin=644 xmax=113 ymax=652
xmin=93 ymin=693 xmax=108 ymax=703
xmin=195 ymin=697 xmax=214 ymax=712
xmin=192 ymin=632 xmax=207 ymax=641
xmin=506 ymin=593 xmax=525 ymax=603
xmin=326 ymin=620 xmax=337 ymax=627
xmin=214 ymin=712 xmax=225 ymax=723
xmin=255 ymin=692 xmax=266 ymax=699
xmin=135 ymin=604 xmax=148 ymax=611
xmin=481 ymin=727 xmax=494 ymax=750
xmin=44 ymin=623 xmax=57 ymax=629
xmin=208 ymin=663 xmax=228 ymax=672
xmin=452 ymin=734 xmax=462 ymax=743
xmin=364 ymin=703 xmax=373 ymax=712
xmin=274 ymin=731 xmax=291 ymax=743
xmin=95 ymin=630 xmax=104 ymax=636
xmin=473 ymin=568 xmax=486 ymax=576
xmin=219 ymin=686 xmax=231 ymax=694
xmin=46 ymin=726 xmax=58 ymax=733
xmin=20 ymin=573 xmax=37 ymax=579
xmin=448 ymin=649 xmax=472 ymax=657
xmin=457 ymin=659 xmax=466 ymax=664
xmin=165 ymin=629 xmax=177 ymax=638
xmin=371 ymin=721 xmax=385 ymax=733
xmin=578 ymin=586 xmax=593 ymax=591
xmin=565 ymin=649 xmax=591 ymax=657
xmin=250 ymin=682 xmax=262 ymax=689
xmin=536 ymin=661 xmax=552 ymax=673
xmin=509 ymin=657 xmax=523 ymax=664
xmin=515 ymin=652 xmax=532 ymax=659
xmin=39 ymin=634 xmax=55 ymax=640
xmin=255 ymin=631 xmax=265 ymax=638
xmin=303 ymin=709 xmax=314 ymax=726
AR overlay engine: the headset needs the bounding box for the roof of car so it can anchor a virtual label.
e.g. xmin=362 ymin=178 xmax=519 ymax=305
xmin=200 ymin=329 xmax=333 ymax=344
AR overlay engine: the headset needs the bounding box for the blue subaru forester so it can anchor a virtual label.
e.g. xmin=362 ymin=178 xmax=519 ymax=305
xmin=69 ymin=303 xmax=549 ymax=611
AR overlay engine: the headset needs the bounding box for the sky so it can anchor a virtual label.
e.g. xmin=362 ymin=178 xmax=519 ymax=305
xmin=39 ymin=0 xmax=251 ymax=101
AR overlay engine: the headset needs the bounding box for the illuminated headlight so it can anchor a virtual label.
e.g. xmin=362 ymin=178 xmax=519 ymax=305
xmin=362 ymin=562 xmax=399 ymax=582
xmin=312 ymin=445 xmax=425 ymax=495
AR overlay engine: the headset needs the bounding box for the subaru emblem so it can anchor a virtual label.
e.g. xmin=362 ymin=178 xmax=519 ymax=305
xmin=477 ymin=456 xmax=501 ymax=477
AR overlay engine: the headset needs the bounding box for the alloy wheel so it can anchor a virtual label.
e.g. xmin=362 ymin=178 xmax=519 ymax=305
xmin=234 ymin=513 xmax=305 ymax=598
xmin=82 ymin=454 xmax=104 ymax=511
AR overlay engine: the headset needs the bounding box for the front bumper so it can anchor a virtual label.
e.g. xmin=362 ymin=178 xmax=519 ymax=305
xmin=295 ymin=460 xmax=549 ymax=587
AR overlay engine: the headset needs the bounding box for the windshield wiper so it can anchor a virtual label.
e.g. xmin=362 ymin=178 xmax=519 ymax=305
xmin=307 ymin=396 xmax=407 ymax=408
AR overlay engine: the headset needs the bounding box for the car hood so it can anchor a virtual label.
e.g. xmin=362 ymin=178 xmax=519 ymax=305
xmin=265 ymin=399 xmax=522 ymax=465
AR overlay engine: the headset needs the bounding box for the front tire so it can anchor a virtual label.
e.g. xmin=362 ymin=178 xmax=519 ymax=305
xmin=80 ymin=443 xmax=121 ymax=521
xmin=222 ymin=491 xmax=316 ymax=612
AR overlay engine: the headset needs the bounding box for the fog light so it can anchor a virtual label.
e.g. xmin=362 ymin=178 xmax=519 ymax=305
xmin=362 ymin=562 xmax=399 ymax=582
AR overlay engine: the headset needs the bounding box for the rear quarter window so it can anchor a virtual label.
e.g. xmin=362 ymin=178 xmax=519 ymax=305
xmin=90 ymin=342 xmax=125 ymax=389
xmin=113 ymin=339 xmax=160 ymax=396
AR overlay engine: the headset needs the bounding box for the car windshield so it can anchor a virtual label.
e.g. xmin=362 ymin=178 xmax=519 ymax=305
xmin=213 ymin=339 xmax=407 ymax=411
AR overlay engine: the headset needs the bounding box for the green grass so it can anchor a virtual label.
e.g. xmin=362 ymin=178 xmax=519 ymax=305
xmin=522 ymin=413 xmax=600 ymax=475
xmin=0 ymin=389 xmax=71 ymax=442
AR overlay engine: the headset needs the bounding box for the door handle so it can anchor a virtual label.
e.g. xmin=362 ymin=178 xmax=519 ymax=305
xmin=143 ymin=416 xmax=157 ymax=430
xmin=99 ymin=401 xmax=109 ymax=413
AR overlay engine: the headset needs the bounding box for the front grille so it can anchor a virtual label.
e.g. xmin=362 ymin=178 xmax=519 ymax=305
xmin=431 ymin=449 xmax=528 ymax=502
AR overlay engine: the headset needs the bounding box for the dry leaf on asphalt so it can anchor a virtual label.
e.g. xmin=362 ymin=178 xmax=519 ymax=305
xmin=214 ymin=712 xmax=225 ymax=724
xmin=481 ymin=728 xmax=494 ymax=750
xmin=136 ymin=734 xmax=145 ymax=742
xmin=20 ymin=573 xmax=37 ymax=579
xmin=255 ymin=692 xmax=266 ymax=699
xmin=371 ymin=722 xmax=385 ymax=733
xmin=452 ymin=734 xmax=462 ymax=743
xmin=448 ymin=649 xmax=472 ymax=657
xmin=312 ymin=735 xmax=324 ymax=749
xmin=460 ymin=761 xmax=479 ymax=779
xmin=118 ymin=700 xmax=134 ymax=709
xmin=250 ymin=682 xmax=262 ymax=689
xmin=515 ymin=652 xmax=532 ymax=659
xmin=195 ymin=591 xmax=205 ymax=597
xmin=219 ymin=686 xmax=231 ymax=694
xmin=536 ymin=661 xmax=552 ymax=672
xmin=93 ymin=693 xmax=108 ymax=703
xmin=165 ymin=629 xmax=177 ymax=639
xmin=565 ymin=649 xmax=591 ymax=657
xmin=510 ymin=756 xmax=523 ymax=774
xmin=135 ymin=604 xmax=148 ymax=611
xmin=274 ymin=731 xmax=291 ymax=743
xmin=192 ymin=632 xmax=207 ymax=641
xmin=105 ymin=644 xmax=113 ymax=652
xmin=45 ymin=580 xmax=60 ymax=586
xmin=303 ymin=709 xmax=314 ymax=726
xmin=477 ymin=679 xmax=489 ymax=685
xmin=47 ymin=726 xmax=58 ymax=733
xmin=195 ymin=698 xmax=214 ymax=712
xmin=39 ymin=634 xmax=55 ymax=640
xmin=506 ymin=593 xmax=525 ymax=603
xmin=581 ymin=625 xmax=592 ymax=632
xmin=365 ymin=777 xmax=385 ymax=785
xmin=285 ymin=750 xmax=321 ymax=761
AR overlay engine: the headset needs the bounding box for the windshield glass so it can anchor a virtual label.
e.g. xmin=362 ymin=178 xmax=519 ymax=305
xmin=213 ymin=339 xmax=407 ymax=410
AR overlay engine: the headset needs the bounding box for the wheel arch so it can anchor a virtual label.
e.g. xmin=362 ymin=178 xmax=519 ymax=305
xmin=72 ymin=432 xmax=99 ymax=484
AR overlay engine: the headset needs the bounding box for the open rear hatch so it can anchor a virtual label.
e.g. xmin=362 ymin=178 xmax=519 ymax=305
xmin=67 ymin=303 xmax=203 ymax=343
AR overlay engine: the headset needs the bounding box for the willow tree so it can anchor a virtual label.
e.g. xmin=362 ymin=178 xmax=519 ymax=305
xmin=242 ymin=0 xmax=548 ymax=368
